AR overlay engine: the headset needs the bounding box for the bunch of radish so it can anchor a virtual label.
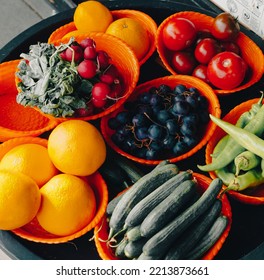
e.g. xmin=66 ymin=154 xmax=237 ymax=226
xmin=60 ymin=37 xmax=123 ymax=115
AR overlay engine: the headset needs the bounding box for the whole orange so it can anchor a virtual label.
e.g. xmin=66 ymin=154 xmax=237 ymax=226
xmin=74 ymin=0 xmax=113 ymax=33
xmin=0 ymin=170 xmax=41 ymax=230
xmin=48 ymin=120 xmax=106 ymax=176
xmin=0 ymin=143 xmax=58 ymax=187
xmin=106 ymin=17 xmax=150 ymax=60
xmin=36 ymin=174 xmax=96 ymax=236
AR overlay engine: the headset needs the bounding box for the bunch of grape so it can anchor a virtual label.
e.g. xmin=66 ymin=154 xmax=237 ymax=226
xmin=108 ymin=83 xmax=210 ymax=160
xmin=60 ymin=38 xmax=123 ymax=116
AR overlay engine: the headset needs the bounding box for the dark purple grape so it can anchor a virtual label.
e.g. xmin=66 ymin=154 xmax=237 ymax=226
xmin=116 ymin=126 xmax=130 ymax=137
xmin=134 ymin=147 xmax=147 ymax=158
xmin=173 ymin=140 xmax=188 ymax=155
xmin=111 ymin=132 xmax=125 ymax=145
xmin=188 ymin=87 xmax=200 ymax=96
xmin=156 ymin=110 xmax=170 ymax=124
xmin=185 ymin=94 xmax=198 ymax=109
xmin=135 ymin=127 xmax=148 ymax=140
xmin=148 ymin=124 xmax=164 ymax=140
xmin=132 ymin=113 xmax=150 ymax=127
xmin=172 ymin=101 xmax=190 ymax=115
xmin=139 ymin=91 xmax=153 ymax=104
xmin=146 ymin=148 xmax=159 ymax=159
xmin=136 ymin=104 xmax=153 ymax=116
xmin=122 ymin=136 xmax=137 ymax=152
xmin=183 ymin=113 xmax=199 ymax=125
xmin=166 ymin=119 xmax=180 ymax=135
xmin=183 ymin=135 xmax=198 ymax=147
xmin=150 ymin=140 xmax=163 ymax=151
xmin=180 ymin=121 xmax=197 ymax=136
xmin=197 ymin=95 xmax=209 ymax=109
xmin=173 ymin=94 xmax=186 ymax=103
xmin=158 ymin=84 xmax=172 ymax=94
xmin=116 ymin=111 xmax=131 ymax=125
xmin=108 ymin=117 xmax=121 ymax=130
xmin=174 ymin=84 xmax=187 ymax=95
xmin=163 ymin=135 xmax=176 ymax=150
xmin=150 ymin=94 xmax=163 ymax=107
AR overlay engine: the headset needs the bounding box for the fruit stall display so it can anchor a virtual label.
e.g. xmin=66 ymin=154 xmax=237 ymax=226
xmin=0 ymin=0 xmax=264 ymax=260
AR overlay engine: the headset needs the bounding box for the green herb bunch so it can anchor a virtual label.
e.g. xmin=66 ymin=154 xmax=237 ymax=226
xmin=16 ymin=40 xmax=93 ymax=117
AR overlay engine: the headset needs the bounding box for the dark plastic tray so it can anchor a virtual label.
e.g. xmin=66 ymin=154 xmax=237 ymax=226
xmin=1 ymin=0 xmax=264 ymax=260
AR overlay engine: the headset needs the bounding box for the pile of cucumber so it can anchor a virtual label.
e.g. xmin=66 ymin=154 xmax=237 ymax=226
xmin=106 ymin=161 xmax=229 ymax=260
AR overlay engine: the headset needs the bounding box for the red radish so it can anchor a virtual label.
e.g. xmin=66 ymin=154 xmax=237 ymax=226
xmin=108 ymin=82 xmax=123 ymax=99
xmin=92 ymin=98 xmax=107 ymax=108
xmin=84 ymin=46 xmax=97 ymax=60
xmin=97 ymin=50 xmax=110 ymax=69
xmin=60 ymin=50 xmax=67 ymax=60
xmin=77 ymin=60 xmax=97 ymax=79
xmin=100 ymin=64 xmax=120 ymax=84
xmin=75 ymin=106 xmax=93 ymax=117
xmin=99 ymin=73 xmax=116 ymax=84
xmin=92 ymin=82 xmax=111 ymax=100
xmin=65 ymin=45 xmax=84 ymax=62
xmin=80 ymin=38 xmax=96 ymax=49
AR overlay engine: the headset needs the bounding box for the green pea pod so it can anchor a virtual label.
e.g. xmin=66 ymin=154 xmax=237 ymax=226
xmin=198 ymin=97 xmax=264 ymax=172
xmin=209 ymin=115 xmax=264 ymax=160
xmin=224 ymin=168 xmax=264 ymax=192
xmin=234 ymin=151 xmax=261 ymax=176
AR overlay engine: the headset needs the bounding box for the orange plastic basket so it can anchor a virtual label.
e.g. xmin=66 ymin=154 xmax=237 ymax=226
xmin=48 ymin=9 xmax=157 ymax=66
xmin=0 ymin=60 xmax=58 ymax=142
xmin=156 ymin=11 xmax=264 ymax=95
xmin=101 ymin=75 xmax=221 ymax=165
xmin=0 ymin=136 xmax=109 ymax=243
xmin=205 ymin=98 xmax=264 ymax=205
xmin=94 ymin=172 xmax=232 ymax=260
xmin=17 ymin=32 xmax=139 ymax=122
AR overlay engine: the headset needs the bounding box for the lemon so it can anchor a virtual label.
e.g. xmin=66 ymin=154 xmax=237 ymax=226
xmin=74 ymin=0 xmax=113 ymax=33
xmin=48 ymin=120 xmax=106 ymax=176
xmin=0 ymin=143 xmax=58 ymax=187
xmin=36 ymin=174 xmax=96 ymax=236
xmin=0 ymin=170 xmax=41 ymax=230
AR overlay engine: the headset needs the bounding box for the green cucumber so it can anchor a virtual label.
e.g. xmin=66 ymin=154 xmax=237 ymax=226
xmin=165 ymin=199 xmax=222 ymax=260
xmin=124 ymin=238 xmax=147 ymax=259
xmin=106 ymin=192 xmax=125 ymax=216
xmin=108 ymin=163 xmax=179 ymax=237
xmin=124 ymin=171 xmax=193 ymax=228
xmin=125 ymin=225 xmax=142 ymax=242
xmin=185 ymin=215 xmax=228 ymax=260
xmin=140 ymin=179 xmax=197 ymax=238
xmin=115 ymin=238 xmax=128 ymax=259
xmin=142 ymin=178 xmax=223 ymax=258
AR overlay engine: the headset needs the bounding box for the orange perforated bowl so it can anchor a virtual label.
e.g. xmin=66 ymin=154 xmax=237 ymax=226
xmin=0 ymin=136 xmax=109 ymax=243
xmin=156 ymin=11 xmax=264 ymax=95
xmin=205 ymin=99 xmax=264 ymax=205
xmin=0 ymin=60 xmax=58 ymax=142
xmin=101 ymin=75 xmax=221 ymax=165
xmin=48 ymin=9 xmax=157 ymax=66
xmin=17 ymin=32 xmax=139 ymax=122
xmin=94 ymin=172 xmax=232 ymax=260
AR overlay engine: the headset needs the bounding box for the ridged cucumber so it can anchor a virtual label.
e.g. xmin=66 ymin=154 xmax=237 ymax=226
xmin=140 ymin=179 xmax=197 ymax=238
xmin=142 ymin=178 xmax=223 ymax=258
xmin=124 ymin=171 xmax=193 ymax=228
xmin=106 ymin=192 xmax=125 ymax=216
xmin=185 ymin=215 xmax=228 ymax=260
xmin=115 ymin=238 xmax=128 ymax=259
xmin=108 ymin=163 xmax=179 ymax=236
xmin=165 ymin=199 xmax=222 ymax=260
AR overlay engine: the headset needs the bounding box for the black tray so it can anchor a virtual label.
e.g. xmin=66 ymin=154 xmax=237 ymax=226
xmin=1 ymin=0 xmax=264 ymax=260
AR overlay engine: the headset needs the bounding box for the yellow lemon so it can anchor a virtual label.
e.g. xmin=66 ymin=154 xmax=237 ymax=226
xmin=37 ymin=174 xmax=96 ymax=236
xmin=0 ymin=143 xmax=58 ymax=187
xmin=48 ymin=120 xmax=106 ymax=176
xmin=74 ymin=0 xmax=113 ymax=33
xmin=106 ymin=17 xmax=150 ymax=60
xmin=0 ymin=170 xmax=41 ymax=230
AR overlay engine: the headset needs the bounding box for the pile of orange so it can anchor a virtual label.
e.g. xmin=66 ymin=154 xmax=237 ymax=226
xmin=67 ymin=0 xmax=150 ymax=61
xmin=0 ymin=120 xmax=107 ymax=236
